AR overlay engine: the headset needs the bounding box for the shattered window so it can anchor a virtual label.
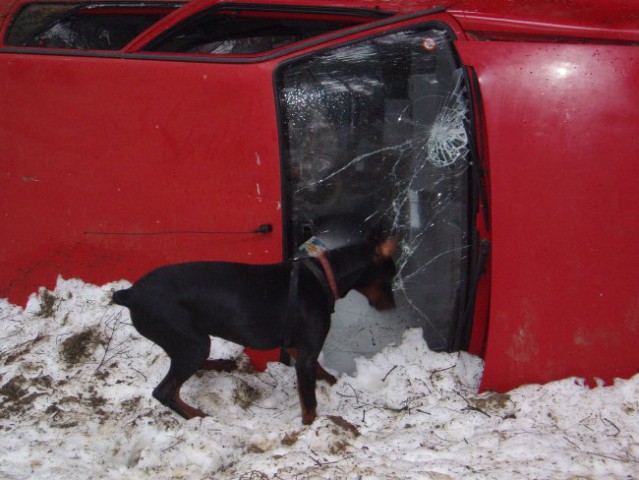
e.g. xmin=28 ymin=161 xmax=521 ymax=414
xmin=5 ymin=3 xmax=180 ymax=50
xmin=143 ymin=8 xmax=368 ymax=55
xmin=278 ymin=25 xmax=473 ymax=364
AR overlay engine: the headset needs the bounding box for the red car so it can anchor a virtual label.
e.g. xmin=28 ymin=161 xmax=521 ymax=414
xmin=1 ymin=0 xmax=637 ymax=392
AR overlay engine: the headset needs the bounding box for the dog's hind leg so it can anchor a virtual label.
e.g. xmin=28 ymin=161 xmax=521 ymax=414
xmin=153 ymin=359 xmax=207 ymax=419
xmin=151 ymin=335 xmax=212 ymax=419
xmin=129 ymin=306 xmax=213 ymax=419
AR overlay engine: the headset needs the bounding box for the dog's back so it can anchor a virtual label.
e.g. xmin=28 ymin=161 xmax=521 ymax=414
xmin=113 ymin=261 xmax=292 ymax=350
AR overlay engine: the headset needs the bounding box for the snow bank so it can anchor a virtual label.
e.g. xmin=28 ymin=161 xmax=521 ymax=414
xmin=0 ymin=278 xmax=637 ymax=479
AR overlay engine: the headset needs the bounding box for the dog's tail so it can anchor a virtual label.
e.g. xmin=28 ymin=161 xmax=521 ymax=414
xmin=112 ymin=288 xmax=133 ymax=307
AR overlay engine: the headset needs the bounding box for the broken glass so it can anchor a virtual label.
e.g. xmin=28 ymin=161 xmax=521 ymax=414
xmin=278 ymin=25 xmax=473 ymax=371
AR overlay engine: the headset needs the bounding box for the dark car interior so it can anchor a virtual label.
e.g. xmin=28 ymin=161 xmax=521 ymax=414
xmin=6 ymin=2 xmax=181 ymax=50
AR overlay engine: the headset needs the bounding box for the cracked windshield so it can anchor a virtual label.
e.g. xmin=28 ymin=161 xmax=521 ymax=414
xmin=279 ymin=25 xmax=473 ymax=370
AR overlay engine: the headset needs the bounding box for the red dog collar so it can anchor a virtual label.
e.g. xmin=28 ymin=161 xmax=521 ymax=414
xmin=316 ymin=254 xmax=339 ymax=300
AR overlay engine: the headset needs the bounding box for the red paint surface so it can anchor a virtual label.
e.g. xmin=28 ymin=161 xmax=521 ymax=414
xmin=0 ymin=53 xmax=285 ymax=364
xmin=457 ymin=39 xmax=639 ymax=390
xmin=1 ymin=54 xmax=283 ymax=297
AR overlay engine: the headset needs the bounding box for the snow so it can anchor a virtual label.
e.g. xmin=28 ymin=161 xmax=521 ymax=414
xmin=1 ymin=278 xmax=638 ymax=479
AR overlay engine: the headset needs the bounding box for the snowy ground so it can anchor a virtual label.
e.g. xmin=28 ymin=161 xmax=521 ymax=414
xmin=1 ymin=278 xmax=638 ymax=479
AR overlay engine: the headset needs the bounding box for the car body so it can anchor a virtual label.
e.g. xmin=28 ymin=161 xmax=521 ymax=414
xmin=1 ymin=0 xmax=637 ymax=391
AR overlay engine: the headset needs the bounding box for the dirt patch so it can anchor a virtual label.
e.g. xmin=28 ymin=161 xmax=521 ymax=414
xmin=0 ymin=375 xmax=30 ymax=402
xmin=60 ymin=327 xmax=102 ymax=365
xmin=329 ymin=439 xmax=349 ymax=455
xmin=233 ymin=381 xmax=261 ymax=409
xmin=0 ymin=374 xmax=54 ymax=419
xmin=122 ymin=396 xmax=142 ymax=413
xmin=87 ymin=385 xmax=107 ymax=409
xmin=36 ymin=290 xmax=60 ymax=318
xmin=471 ymin=392 xmax=514 ymax=418
xmin=281 ymin=430 xmax=300 ymax=446
xmin=327 ymin=415 xmax=360 ymax=437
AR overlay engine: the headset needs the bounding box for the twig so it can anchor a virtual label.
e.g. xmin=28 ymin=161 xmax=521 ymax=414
xmin=308 ymin=452 xmax=323 ymax=467
xmin=307 ymin=452 xmax=340 ymax=468
xmin=239 ymin=471 xmax=269 ymax=480
xmin=130 ymin=367 xmax=148 ymax=382
xmin=96 ymin=311 xmax=130 ymax=371
xmin=336 ymin=382 xmax=360 ymax=405
xmin=456 ymin=392 xmax=491 ymax=418
xmin=430 ymin=366 xmax=454 ymax=384
xmin=0 ymin=333 xmax=50 ymax=362
xmin=602 ymin=416 xmax=621 ymax=437
xmin=382 ymin=365 xmax=398 ymax=382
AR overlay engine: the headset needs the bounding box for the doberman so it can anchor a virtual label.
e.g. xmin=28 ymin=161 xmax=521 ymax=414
xmin=112 ymin=237 xmax=397 ymax=424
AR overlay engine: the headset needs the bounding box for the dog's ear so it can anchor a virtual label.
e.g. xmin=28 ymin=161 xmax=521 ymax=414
xmin=376 ymin=238 xmax=397 ymax=259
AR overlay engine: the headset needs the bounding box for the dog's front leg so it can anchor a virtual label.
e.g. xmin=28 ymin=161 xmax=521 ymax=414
xmin=293 ymin=351 xmax=319 ymax=425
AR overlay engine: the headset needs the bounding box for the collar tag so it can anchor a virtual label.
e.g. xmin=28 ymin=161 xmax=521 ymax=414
xmin=299 ymin=236 xmax=328 ymax=258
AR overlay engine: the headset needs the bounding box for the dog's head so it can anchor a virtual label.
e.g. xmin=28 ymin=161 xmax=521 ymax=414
xmin=355 ymin=238 xmax=398 ymax=310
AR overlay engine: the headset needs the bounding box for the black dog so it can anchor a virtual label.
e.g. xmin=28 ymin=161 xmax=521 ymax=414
xmin=113 ymin=237 xmax=397 ymax=424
